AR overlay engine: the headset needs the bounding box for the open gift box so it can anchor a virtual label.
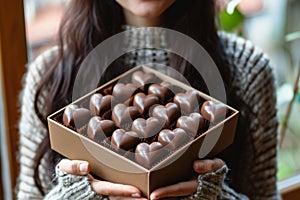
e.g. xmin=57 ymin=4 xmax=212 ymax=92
xmin=47 ymin=65 xmax=239 ymax=198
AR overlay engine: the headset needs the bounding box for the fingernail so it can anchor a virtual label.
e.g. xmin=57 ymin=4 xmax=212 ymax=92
xmin=196 ymin=162 xmax=204 ymax=170
xmin=131 ymin=193 xmax=140 ymax=197
xmin=79 ymin=163 xmax=88 ymax=172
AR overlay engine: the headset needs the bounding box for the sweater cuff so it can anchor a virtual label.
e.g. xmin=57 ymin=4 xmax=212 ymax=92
xmin=183 ymin=165 xmax=228 ymax=200
xmin=44 ymin=163 xmax=108 ymax=200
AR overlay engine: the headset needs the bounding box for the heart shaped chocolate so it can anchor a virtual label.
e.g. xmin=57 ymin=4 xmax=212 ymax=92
xmin=200 ymin=101 xmax=227 ymax=122
xmin=112 ymin=83 xmax=139 ymax=103
xmin=148 ymin=82 xmax=174 ymax=104
xmin=135 ymin=142 xmax=164 ymax=169
xmin=158 ymin=128 xmax=189 ymax=150
xmin=89 ymin=93 xmax=113 ymax=116
xmin=63 ymin=105 xmax=91 ymax=129
xmin=133 ymin=93 xmax=159 ymax=115
xmin=112 ymin=104 xmax=140 ymax=128
xmin=131 ymin=71 xmax=158 ymax=91
xmin=111 ymin=129 xmax=140 ymax=151
xmin=174 ymin=90 xmax=202 ymax=114
xmin=151 ymin=103 xmax=180 ymax=128
xmin=87 ymin=116 xmax=117 ymax=140
xmin=131 ymin=117 xmax=163 ymax=139
xmin=176 ymin=113 xmax=206 ymax=136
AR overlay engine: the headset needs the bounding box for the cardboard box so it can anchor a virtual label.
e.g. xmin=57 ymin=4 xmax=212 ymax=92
xmin=47 ymin=65 xmax=239 ymax=198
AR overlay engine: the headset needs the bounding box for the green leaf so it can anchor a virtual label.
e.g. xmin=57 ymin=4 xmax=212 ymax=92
xmin=219 ymin=8 xmax=244 ymax=32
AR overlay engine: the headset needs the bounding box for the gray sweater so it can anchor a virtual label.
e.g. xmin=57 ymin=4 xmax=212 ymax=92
xmin=16 ymin=29 xmax=280 ymax=199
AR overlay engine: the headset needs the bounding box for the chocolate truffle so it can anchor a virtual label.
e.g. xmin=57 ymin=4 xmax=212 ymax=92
xmin=111 ymin=129 xmax=140 ymax=151
xmin=131 ymin=71 xmax=158 ymax=91
xmin=89 ymin=93 xmax=113 ymax=116
xmin=63 ymin=104 xmax=91 ymax=129
xmin=131 ymin=117 xmax=163 ymax=139
xmin=174 ymin=90 xmax=202 ymax=114
xmin=87 ymin=116 xmax=117 ymax=141
xmin=112 ymin=104 xmax=140 ymax=128
xmin=133 ymin=93 xmax=159 ymax=116
xmin=148 ymin=82 xmax=174 ymax=104
xmin=112 ymin=83 xmax=139 ymax=103
xmin=200 ymin=101 xmax=227 ymax=122
xmin=135 ymin=142 xmax=164 ymax=169
xmin=151 ymin=103 xmax=180 ymax=128
xmin=157 ymin=128 xmax=189 ymax=151
xmin=176 ymin=113 xmax=206 ymax=136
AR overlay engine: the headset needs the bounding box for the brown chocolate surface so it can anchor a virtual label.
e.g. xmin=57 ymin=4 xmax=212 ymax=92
xmin=176 ymin=112 xmax=206 ymax=136
xmin=135 ymin=142 xmax=165 ymax=169
xmin=200 ymin=100 xmax=227 ymax=122
xmin=58 ymin=70 xmax=224 ymax=169
xmin=112 ymin=104 xmax=140 ymax=128
xmin=157 ymin=128 xmax=189 ymax=151
xmin=111 ymin=129 xmax=140 ymax=151
xmin=89 ymin=93 xmax=113 ymax=116
xmin=133 ymin=93 xmax=159 ymax=116
xmin=87 ymin=116 xmax=117 ymax=141
xmin=151 ymin=103 xmax=180 ymax=128
xmin=63 ymin=105 xmax=91 ymax=129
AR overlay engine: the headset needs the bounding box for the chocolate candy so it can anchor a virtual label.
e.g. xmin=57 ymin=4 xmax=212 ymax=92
xmin=112 ymin=83 xmax=139 ymax=103
xmin=89 ymin=93 xmax=113 ymax=116
xmin=135 ymin=142 xmax=164 ymax=168
xmin=87 ymin=116 xmax=117 ymax=140
xmin=176 ymin=113 xmax=205 ymax=135
xmin=111 ymin=129 xmax=140 ymax=151
xmin=157 ymin=128 xmax=189 ymax=151
xmin=63 ymin=105 xmax=91 ymax=129
xmin=112 ymin=104 xmax=140 ymax=128
xmin=151 ymin=103 xmax=180 ymax=128
xmin=133 ymin=93 xmax=159 ymax=115
xmin=131 ymin=71 xmax=158 ymax=91
xmin=148 ymin=82 xmax=174 ymax=104
xmin=174 ymin=90 xmax=202 ymax=114
xmin=131 ymin=117 xmax=163 ymax=139
xmin=201 ymin=101 xmax=227 ymax=122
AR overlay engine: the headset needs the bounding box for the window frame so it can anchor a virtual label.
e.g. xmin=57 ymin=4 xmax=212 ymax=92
xmin=0 ymin=0 xmax=27 ymax=199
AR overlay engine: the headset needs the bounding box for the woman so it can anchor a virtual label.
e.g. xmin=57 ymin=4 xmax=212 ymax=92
xmin=17 ymin=0 xmax=280 ymax=199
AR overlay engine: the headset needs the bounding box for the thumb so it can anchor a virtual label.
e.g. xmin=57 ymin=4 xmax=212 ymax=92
xmin=58 ymin=159 xmax=90 ymax=175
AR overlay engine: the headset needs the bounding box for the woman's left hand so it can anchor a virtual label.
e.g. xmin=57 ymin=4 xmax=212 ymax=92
xmin=149 ymin=158 xmax=224 ymax=200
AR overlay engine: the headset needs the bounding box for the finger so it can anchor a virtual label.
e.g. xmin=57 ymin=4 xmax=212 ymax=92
xmin=91 ymin=180 xmax=142 ymax=198
xmin=58 ymin=159 xmax=90 ymax=175
xmin=150 ymin=180 xmax=198 ymax=200
xmin=193 ymin=158 xmax=224 ymax=174
xmin=109 ymin=196 xmax=147 ymax=200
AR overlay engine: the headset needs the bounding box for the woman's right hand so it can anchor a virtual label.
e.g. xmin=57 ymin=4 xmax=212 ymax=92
xmin=58 ymin=159 xmax=147 ymax=200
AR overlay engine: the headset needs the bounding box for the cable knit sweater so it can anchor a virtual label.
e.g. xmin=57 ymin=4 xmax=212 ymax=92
xmin=16 ymin=29 xmax=280 ymax=200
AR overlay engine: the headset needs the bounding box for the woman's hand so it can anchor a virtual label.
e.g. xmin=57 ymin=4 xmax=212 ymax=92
xmin=58 ymin=159 xmax=147 ymax=200
xmin=149 ymin=158 xmax=224 ymax=200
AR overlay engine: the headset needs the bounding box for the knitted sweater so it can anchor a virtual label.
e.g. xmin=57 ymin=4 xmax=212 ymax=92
xmin=16 ymin=29 xmax=280 ymax=200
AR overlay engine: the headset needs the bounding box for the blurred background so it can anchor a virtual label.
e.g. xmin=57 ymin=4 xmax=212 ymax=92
xmin=1 ymin=0 xmax=299 ymax=199
xmin=24 ymin=0 xmax=300 ymax=181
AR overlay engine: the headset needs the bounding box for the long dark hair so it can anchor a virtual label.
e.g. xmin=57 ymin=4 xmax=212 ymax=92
xmin=34 ymin=0 xmax=245 ymax=195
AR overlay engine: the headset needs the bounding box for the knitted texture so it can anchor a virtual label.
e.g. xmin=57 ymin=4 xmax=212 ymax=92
xmin=16 ymin=29 xmax=280 ymax=199
xmin=44 ymin=165 xmax=101 ymax=200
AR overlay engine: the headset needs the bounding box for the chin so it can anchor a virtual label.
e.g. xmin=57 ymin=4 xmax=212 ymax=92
xmin=119 ymin=0 xmax=175 ymax=18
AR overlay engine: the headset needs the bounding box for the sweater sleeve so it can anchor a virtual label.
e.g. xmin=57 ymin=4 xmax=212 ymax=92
xmin=218 ymin=32 xmax=280 ymax=199
xmin=183 ymin=32 xmax=280 ymax=200
xmin=17 ymin=49 xmax=55 ymax=199
xmin=16 ymin=48 xmax=104 ymax=200
xmin=183 ymin=165 xmax=249 ymax=200
xmin=44 ymin=162 xmax=104 ymax=200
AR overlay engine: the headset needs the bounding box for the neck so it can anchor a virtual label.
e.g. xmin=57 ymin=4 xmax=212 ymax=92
xmin=123 ymin=9 xmax=161 ymax=27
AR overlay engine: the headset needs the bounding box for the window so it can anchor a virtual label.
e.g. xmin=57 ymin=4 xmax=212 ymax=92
xmin=238 ymin=0 xmax=300 ymax=182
